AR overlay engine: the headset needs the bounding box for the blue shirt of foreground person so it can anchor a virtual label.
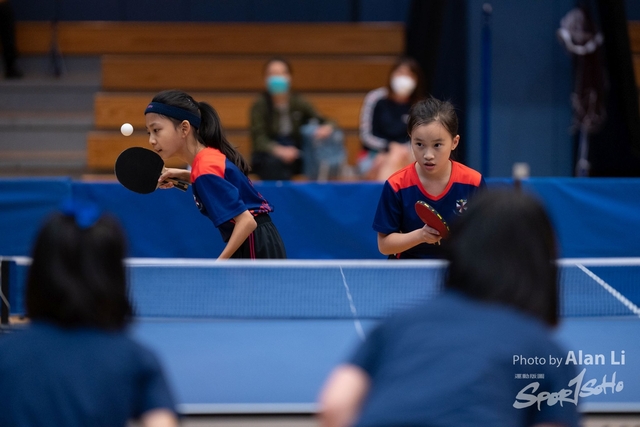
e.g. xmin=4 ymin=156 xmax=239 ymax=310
xmin=0 ymin=200 xmax=178 ymax=427
xmin=319 ymin=189 xmax=580 ymax=427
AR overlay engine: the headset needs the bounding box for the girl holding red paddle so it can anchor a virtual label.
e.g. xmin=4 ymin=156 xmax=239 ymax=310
xmin=145 ymin=90 xmax=286 ymax=260
xmin=373 ymin=97 xmax=485 ymax=259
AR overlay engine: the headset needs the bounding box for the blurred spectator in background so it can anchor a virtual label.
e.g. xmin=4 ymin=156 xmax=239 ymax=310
xmin=250 ymin=57 xmax=345 ymax=181
xmin=0 ymin=0 xmax=22 ymax=79
xmin=358 ymin=56 xmax=425 ymax=181
xmin=0 ymin=200 xmax=178 ymax=427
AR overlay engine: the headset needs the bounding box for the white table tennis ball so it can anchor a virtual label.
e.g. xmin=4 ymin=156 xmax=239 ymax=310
xmin=120 ymin=123 xmax=134 ymax=136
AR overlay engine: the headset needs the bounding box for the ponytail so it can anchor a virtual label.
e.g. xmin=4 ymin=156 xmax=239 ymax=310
xmin=197 ymin=101 xmax=251 ymax=175
xmin=149 ymin=90 xmax=251 ymax=175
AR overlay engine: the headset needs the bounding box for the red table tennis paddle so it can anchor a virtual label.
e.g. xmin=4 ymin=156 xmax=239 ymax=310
xmin=114 ymin=147 xmax=190 ymax=194
xmin=415 ymin=200 xmax=450 ymax=239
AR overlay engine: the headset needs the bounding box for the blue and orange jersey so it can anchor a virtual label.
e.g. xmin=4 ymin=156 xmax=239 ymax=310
xmin=191 ymin=147 xmax=273 ymax=242
xmin=373 ymin=161 xmax=485 ymax=259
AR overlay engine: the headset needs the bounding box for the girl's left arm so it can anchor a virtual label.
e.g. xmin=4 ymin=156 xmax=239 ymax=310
xmin=217 ymin=210 xmax=257 ymax=260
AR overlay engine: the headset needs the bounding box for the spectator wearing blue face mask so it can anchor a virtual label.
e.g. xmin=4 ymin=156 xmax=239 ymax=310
xmin=250 ymin=57 xmax=344 ymax=181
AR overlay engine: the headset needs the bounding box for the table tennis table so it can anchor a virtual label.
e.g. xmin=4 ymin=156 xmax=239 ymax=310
xmin=3 ymin=258 xmax=640 ymax=414
xmin=131 ymin=318 xmax=371 ymax=414
xmin=131 ymin=316 xmax=640 ymax=415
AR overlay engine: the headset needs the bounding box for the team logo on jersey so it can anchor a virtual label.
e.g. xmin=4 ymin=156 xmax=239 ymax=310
xmin=455 ymin=199 xmax=468 ymax=214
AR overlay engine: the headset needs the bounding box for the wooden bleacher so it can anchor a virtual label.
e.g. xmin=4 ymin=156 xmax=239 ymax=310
xmin=94 ymin=93 xmax=363 ymax=130
xmin=50 ymin=21 xmax=405 ymax=176
xmin=16 ymin=22 xmax=403 ymax=55
xmin=87 ymin=132 xmax=361 ymax=171
xmin=90 ymin=91 xmax=364 ymax=167
xmin=101 ymin=56 xmax=395 ymax=92
xmin=17 ymin=22 xmax=404 ymax=175
xmin=89 ymin=91 xmax=364 ymax=170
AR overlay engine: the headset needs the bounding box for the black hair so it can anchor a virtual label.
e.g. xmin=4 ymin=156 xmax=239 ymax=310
xmin=386 ymin=55 xmax=426 ymax=105
xmin=443 ymin=189 xmax=559 ymax=326
xmin=407 ymin=96 xmax=459 ymax=138
xmin=263 ymin=56 xmax=293 ymax=76
xmin=151 ymin=90 xmax=250 ymax=175
xmin=26 ymin=211 xmax=133 ymax=330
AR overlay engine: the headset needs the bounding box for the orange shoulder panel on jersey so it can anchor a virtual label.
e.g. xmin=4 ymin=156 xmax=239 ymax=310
xmin=450 ymin=161 xmax=483 ymax=186
xmin=387 ymin=164 xmax=417 ymax=192
xmin=191 ymin=148 xmax=227 ymax=181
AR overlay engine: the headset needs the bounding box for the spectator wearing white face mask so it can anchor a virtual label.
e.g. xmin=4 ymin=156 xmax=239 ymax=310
xmin=357 ymin=57 xmax=426 ymax=181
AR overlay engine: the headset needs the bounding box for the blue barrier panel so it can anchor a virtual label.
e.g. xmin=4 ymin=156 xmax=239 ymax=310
xmin=1 ymin=178 xmax=639 ymax=259
xmin=0 ymin=178 xmax=72 ymax=256
xmin=259 ymin=182 xmax=384 ymax=259
xmin=526 ymin=178 xmax=640 ymax=258
xmin=71 ymin=181 xmax=385 ymax=259
xmin=71 ymin=181 xmax=223 ymax=258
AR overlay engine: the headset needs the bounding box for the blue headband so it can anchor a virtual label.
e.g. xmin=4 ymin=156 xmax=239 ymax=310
xmin=144 ymin=102 xmax=201 ymax=129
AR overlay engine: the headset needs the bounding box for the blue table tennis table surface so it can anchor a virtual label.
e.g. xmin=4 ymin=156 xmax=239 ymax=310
xmin=131 ymin=316 xmax=640 ymax=415
xmin=5 ymin=258 xmax=639 ymax=413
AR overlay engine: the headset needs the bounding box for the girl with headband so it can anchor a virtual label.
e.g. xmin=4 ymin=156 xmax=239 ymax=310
xmin=145 ymin=90 xmax=286 ymax=259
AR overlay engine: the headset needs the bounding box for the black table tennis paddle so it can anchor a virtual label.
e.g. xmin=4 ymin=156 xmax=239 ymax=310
xmin=114 ymin=147 xmax=190 ymax=194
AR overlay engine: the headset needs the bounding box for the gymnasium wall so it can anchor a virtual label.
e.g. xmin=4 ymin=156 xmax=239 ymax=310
xmin=627 ymin=0 xmax=640 ymax=20
xmin=10 ymin=0 xmax=412 ymax=22
xmin=464 ymin=0 xmax=574 ymax=177
xmin=12 ymin=0 xmax=638 ymax=22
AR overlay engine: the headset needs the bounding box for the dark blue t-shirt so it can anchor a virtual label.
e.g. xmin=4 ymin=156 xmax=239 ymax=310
xmin=373 ymin=161 xmax=484 ymax=258
xmin=191 ymin=147 xmax=273 ymax=242
xmin=350 ymin=292 xmax=580 ymax=427
xmin=371 ymin=97 xmax=412 ymax=147
xmin=0 ymin=322 xmax=176 ymax=427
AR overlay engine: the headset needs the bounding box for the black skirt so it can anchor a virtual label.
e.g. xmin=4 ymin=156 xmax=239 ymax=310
xmin=231 ymin=214 xmax=287 ymax=259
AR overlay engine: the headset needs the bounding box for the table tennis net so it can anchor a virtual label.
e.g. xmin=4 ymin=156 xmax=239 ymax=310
xmin=2 ymin=258 xmax=640 ymax=320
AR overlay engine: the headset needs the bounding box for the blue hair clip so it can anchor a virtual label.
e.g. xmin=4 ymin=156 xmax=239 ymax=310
xmin=59 ymin=198 xmax=102 ymax=229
